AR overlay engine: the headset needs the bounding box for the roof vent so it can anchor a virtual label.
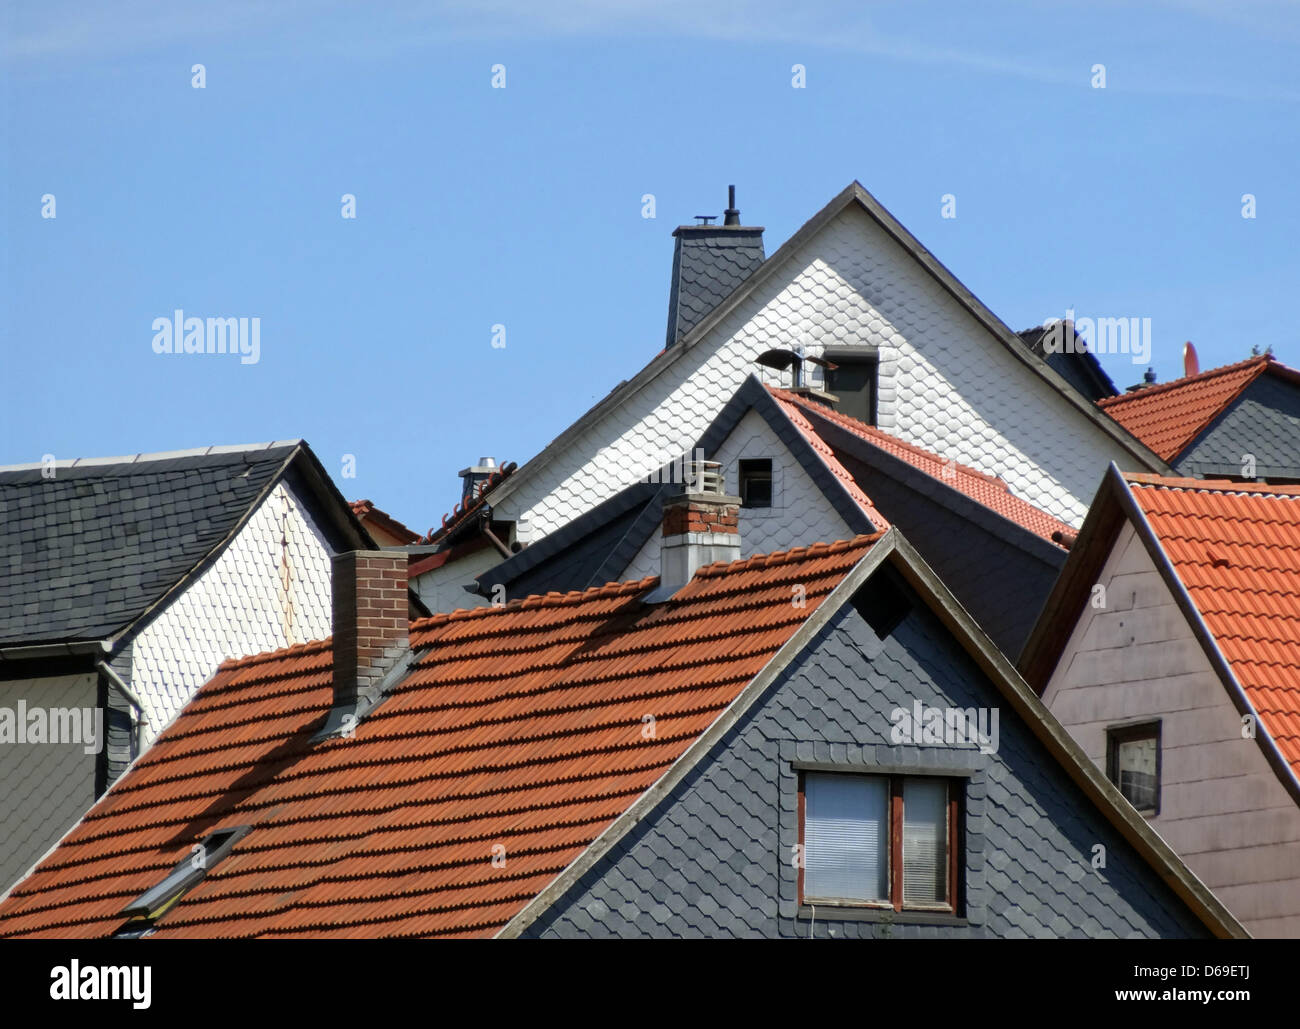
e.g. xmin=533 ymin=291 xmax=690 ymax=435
xmin=1126 ymin=367 xmax=1158 ymax=392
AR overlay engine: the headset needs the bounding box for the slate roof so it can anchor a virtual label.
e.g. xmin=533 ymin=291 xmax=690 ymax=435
xmin=1097 ymin=356 xmax=1300 ymax=461
xmin=1126 ymin=475 xmax=1300 ymax=777
xmin=1016 ymin=324 xmax=1118 ymax=402
xmin=0 ymin=443 xmax=306 ymax=648
xmin=0 ymin=536 xmax=880 ymax=938
xmin=772 ymin=389 xmax=1075 ymax=546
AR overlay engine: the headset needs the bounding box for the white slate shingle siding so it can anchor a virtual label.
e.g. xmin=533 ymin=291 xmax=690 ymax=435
xmin=497 ymin=207 xmax=1132 ymax=540
xmin=131 ymin=482 xmax=333 ymax=743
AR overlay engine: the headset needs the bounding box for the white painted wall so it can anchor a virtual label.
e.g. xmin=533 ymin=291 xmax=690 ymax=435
xmin=131 ymin=481 xmax=334 ymax=743
xmin=622 ymin=408 xmax=854 ymax=582
xmin=411 ymin=546 xmax=500 ymax=613
xmin=1042 ymin=522 xmax=1300 ymax=937
xmin=493 ymin=205 xmax=1133 ymax=543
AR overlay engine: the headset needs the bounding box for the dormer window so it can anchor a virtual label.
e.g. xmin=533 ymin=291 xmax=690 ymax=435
xmin=739 ymin=459 xmax=773 ymax=508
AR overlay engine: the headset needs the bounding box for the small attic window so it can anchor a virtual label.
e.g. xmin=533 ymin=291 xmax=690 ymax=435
xmin=120 ymin=825 xmax=250 ymax=926
xmin=1107 ymin=722 xmax=1161 ymax=816
xmin=827 ymin=355 xmax=878 ymax=425
xmin=739 ymin=459 xmax=773 ymax=508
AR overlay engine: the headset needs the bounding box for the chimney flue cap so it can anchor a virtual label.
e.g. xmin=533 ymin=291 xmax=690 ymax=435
xmin=723 ymin=184 xmax=740 ymax=226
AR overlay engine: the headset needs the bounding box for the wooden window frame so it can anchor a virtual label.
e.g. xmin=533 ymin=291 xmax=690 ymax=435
xmin=797 ymin=771 xmax=961 ymax=915
xmin=1106 ymin=720 xmax=1162 ymax=816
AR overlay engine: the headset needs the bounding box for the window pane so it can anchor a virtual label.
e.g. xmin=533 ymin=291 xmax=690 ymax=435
xmin=1117 ymin=736 xmax=1158 ymax=810
xmin=804 ymin=774 xmax=889 ymax=903
xmin=902 ymin=779 xmax=948 ymax=907
xmin=828 ymin=359 xmax=877 ymax=424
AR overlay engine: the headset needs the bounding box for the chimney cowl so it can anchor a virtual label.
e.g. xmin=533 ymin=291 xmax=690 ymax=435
xmin=645 ymin=461 xmax=742 ymax=603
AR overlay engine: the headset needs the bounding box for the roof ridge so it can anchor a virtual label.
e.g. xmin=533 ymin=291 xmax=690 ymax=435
xmin=215 ymin=637 xmax=332 ymax=671
xmin=1126 ymin=473 xmax=1300 ymax=499
xmin=0 ymin=440 xmax=302 ymax=474
xmin=410 ymin=576 xmax=657 ymax=631
xmin=1097 ymin=356 xmax=1269 ymax=409
xmin=693 ymin=532 xmax=883 ymax=578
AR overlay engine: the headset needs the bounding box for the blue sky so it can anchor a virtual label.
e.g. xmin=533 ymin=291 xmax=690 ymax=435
xmin=4 ymin=1 xmax=1298 ymax=528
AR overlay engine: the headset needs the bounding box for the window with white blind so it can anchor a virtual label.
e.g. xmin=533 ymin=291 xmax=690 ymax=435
xmin=800 ymin=771 xmax=959 ymax=913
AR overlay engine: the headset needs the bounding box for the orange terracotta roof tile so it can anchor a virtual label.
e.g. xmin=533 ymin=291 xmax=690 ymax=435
xmin=422 ymin=462 xmax=517 ymax=545
xmin=767 ymin=393 xmax=889 ymax=530
xmin=1097 ymin=356 xmax=1300 ymax=461
xmin=771 ymin=387 xmax=1073 ymax=545
xmin=1126 ymin=475 xmax=1300 ymax=778
xmin=0 ymin=534 xmax=882 ymax=939
xmin=350 ymin=500 xmax=421 ymax=546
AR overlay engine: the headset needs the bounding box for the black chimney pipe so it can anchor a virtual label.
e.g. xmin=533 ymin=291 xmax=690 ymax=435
xmin=723 ymin=184 xmax=740 ymax=226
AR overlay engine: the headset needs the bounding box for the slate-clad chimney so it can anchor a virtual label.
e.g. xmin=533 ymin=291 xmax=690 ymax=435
xmin=646 ymin=461 xmax=742 ymax=603
xmin=459 ymin=457 xmax=497 ymax=503
xmin=665 ymin=185 xmax=765 ymax=348
xmin=331 ymin=550 xmax=409 ymax=711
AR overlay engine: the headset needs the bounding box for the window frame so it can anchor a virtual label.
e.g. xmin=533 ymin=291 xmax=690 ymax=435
xmin=797 ymin=770 xmax=961 ymax=914
xmin=1106 ymin=720 xmax=1162 ymax=816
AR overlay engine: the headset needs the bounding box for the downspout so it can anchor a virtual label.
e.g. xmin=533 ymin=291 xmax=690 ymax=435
xmin=96 ymin=660 xmax=150 ymax=755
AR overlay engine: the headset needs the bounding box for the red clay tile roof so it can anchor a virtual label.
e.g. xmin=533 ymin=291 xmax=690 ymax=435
xmin=768 ymin=393 xmax=889 ymax=530
xmin=0 ymin=534 xmax=881 ymax=939
xmin=1097 ymin=356 xmax=1300 ymax=461
xmin=422 ymin=462 xmax=517 ymax=546
xmin=772 ymin=388 xmax=1074 ymax=546
xmin=1126 ymin=474 xmax=1300 ymax=778
xmin=350 ymin=499 xmax=421 ymax=545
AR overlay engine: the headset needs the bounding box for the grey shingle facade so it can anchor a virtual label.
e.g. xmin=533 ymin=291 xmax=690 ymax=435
xmin=522 ymin=580 xmax=1210 ymax=938
xmin=665 ymin=225 xmax=765 ymax=348
xmin=1176 ymin=374 xmax=1300 ymax=480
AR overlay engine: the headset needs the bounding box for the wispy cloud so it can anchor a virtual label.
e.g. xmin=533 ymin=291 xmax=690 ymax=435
xmin=7 ymin=0 xmax=1300 ymax=103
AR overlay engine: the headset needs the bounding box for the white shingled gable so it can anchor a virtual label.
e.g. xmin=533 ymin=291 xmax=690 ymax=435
xmin=492 ymin=196 xmax=1144 ymax=542
xmin=130 ymin=481 xmax=334 ymax=744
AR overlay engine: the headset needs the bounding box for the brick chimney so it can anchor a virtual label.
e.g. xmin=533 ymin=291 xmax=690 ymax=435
xmin=646 ymin=462 xmax=742 ymax=603
xmin=665 ymin=186 xmax=765 ymax=348
xmin=317 ymin=550 xmax=410 ymax=738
